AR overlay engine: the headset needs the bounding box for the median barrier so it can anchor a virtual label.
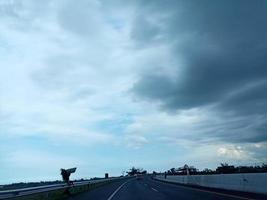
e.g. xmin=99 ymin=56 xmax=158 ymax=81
xmin=155 ymin=173 xmax=267 ymax=194
xmin=0 ymin=176 xmax=131 ymax=200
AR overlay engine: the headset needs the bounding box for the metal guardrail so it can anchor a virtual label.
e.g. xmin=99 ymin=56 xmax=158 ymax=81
xmin=0 ymin=177 xmax=124 ymax=199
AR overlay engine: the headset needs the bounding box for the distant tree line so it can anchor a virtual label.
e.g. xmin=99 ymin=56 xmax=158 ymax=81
xmin=158 ymin=163 xmax=267 ymax=175
xmin=0 ymin=178 xmax=90 ymax=191
xmin=0 ymin=180 xmax=63 ymax=190
xmin=215 ymin=163 xmax=267 ymax=174
xmin=127 ymin=167 xmax=147 ymax=176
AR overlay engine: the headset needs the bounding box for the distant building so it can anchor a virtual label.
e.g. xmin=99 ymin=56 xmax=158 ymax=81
xmin=216 ymin=163 xmax=235 ymax=174
xmin=168 ymin=164 xmax=198 ymax=175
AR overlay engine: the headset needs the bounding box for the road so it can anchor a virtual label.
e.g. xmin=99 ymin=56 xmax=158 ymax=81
xmin=68 ymin=176 xmax=267 ymax=200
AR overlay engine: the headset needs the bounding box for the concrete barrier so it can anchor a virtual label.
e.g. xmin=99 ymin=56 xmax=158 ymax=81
xmin=0 ymin=176 xmax=132 ymax=199
xmin=155 ymin=173 xmax=267 ymax=194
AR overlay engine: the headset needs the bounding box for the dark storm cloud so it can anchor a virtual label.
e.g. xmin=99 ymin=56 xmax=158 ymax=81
xmin=200 ymin=115 xmax=267 ymax=143
xmin=131 ymin=14 xmax=162 ymax=48
xmin=220 ymin=81 xmax=267 ymax=115
xmin=131 ymin=0 xmax=267 ymax=142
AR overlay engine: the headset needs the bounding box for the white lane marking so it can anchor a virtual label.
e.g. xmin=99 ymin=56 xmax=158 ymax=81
xmin=107 ymin=179 xmax=132 ymax=200
xmin=152 ymin=179 xmax=254 ymax=200
xmin=151 ymin=187 xmax=158 ymax=192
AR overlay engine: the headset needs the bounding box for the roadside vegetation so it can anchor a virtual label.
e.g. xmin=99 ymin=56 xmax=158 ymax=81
xmin=156 ymin=163 xmax=267 ymax=175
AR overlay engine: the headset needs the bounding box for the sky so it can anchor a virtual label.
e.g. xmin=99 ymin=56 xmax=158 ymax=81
xmin=0 ymin=0 xmax=267 ymax=184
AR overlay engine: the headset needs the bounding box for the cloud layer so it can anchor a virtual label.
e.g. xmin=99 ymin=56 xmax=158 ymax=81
xmin=132 ymin=0 xmax=267 ymax=144
xmin=0 ymin=0 xmax=267 ymax=183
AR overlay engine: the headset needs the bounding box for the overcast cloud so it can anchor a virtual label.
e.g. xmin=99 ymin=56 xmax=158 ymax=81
xmin=0 ymin=0 xmax=267 ymax=183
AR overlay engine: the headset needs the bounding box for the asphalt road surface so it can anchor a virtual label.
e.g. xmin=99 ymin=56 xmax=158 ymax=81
xmin=68 ymin=176 xmax=267 ymax=200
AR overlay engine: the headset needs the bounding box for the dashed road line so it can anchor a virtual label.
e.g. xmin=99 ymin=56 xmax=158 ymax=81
xmin=107 ymin=179 xmax=132 ymax=200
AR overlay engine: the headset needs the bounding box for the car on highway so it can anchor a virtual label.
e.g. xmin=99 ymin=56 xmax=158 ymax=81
xmin=136 ymin=174 xmax=143 ymax=180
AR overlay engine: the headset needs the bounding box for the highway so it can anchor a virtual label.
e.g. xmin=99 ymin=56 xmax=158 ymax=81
xmin=68 ymin=176 xmax=267 ymax=200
